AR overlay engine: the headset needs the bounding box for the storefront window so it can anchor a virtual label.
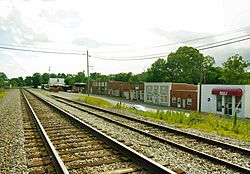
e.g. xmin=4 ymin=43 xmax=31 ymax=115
xmin=216 ymin=95 xmax=222 ymax=112
xmin=172 ymin=97 xmax=176 ymax=103
xmin=187 ymin=98 xmax=192 ymax=105
xmin=235 ymin=96 xmax=242 ymax=108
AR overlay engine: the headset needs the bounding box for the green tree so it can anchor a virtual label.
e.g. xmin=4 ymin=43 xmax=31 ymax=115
xmin=205 ymin=66 xmax=224 ymax=84
xmin=147 ymin=58 xmax=168 ymax=82
xmin=0 ymin=72 xmax=8 ymax=88
xmin=110 ymin=72 xmax=133 ymax=82
xmin=32 ymin=73 xmax=43 ymax=88
xmin=42 ymin=73 xmax=50 ymax=84
xmin=65 ymin=74 xmax=75 ymax=85
xmin=75 ymin=72 xmax=87 ymax=83
xmin=166 ymin=46 xmax=204 ymax=84
xmin=220 ymin=54 xmax=250 ymax=84
xmin=24 ymin=76 xmax=33 ymax=86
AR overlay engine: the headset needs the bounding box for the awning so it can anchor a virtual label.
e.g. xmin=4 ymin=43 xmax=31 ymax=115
xmin=211 ymin=88 xmax=242 ymax=96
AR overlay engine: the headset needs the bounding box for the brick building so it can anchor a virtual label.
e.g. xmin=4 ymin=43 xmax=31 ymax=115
xmin=107 ymin=81 xmax=131 ymax=99
xmin=170 ymin=83 xmax=197 ymax=110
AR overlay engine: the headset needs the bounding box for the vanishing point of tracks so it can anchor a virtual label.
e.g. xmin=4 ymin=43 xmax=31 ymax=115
xmin=22 ymin=89 xmax=174 ymax=174
xmin=50 ymin=94 xmax=250 ymax=173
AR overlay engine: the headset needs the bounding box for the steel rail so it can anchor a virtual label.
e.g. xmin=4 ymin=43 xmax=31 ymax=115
xmin=51 ymin=94 xmax=250 ymax=173
xmin=51 ymin=94 xmax=250 ymax=155
xmin=25 ymin=89 xmax=176 ymax=174
xmin=21 ymin=90 xmax=69 ymax=174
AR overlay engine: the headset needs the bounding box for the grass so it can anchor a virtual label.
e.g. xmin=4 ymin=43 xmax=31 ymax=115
xmin=75 ymin=96 xmax=113 ymax=108
xmin=0 ymin=89 xmax=6 ymax=100
xmin=115 ymin=103 xmax=250 ymax=143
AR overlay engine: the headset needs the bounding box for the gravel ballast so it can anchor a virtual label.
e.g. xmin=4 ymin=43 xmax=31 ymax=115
xmin=0 ymin=89 xmax=27 ymax=173
xmin=32 ymin=89 xmax=241 ymax=173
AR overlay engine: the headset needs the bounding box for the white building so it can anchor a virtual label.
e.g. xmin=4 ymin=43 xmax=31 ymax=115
xmin=144 ymin=82 xmax=172 ymax=106
xmin=201 ymin=84 xmax=250 ymax=118
xmin=48 ymin=78 xmax=65 ymax=87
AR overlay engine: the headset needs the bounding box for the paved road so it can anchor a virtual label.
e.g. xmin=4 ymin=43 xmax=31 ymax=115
xmin=52 ymin=91 xmax=190 ymax=116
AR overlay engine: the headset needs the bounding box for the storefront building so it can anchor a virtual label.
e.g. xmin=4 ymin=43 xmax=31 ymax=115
xmin=144 ymin=82 xmax=172 ymax=106
xmin=201 ymin=84 xmax=250 ymax=118
xmin=170 ymin=83 xmax=197 ymax=110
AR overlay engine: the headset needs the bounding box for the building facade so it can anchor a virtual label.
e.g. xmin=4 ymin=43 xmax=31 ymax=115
xmin=144 ymin=82 xmax=172 ymax=106
xmin=91 ymin=81 xmax=108 ymax=95
xmin=201 ymin=84 xmax=250 ymax=118
xmin=170 ymin=83 xmax=197 ymax=110
xmin=107 ymin=81 xmax=131 ymax=99
xmin=130 ymin=83 xmax=144 ymax=101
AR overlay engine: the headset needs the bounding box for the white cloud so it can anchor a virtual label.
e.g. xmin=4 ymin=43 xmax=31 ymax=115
xmin=0 ymin=0 xmax=250 ymax=78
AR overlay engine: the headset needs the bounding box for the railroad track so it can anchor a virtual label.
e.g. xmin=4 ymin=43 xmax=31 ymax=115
xmin=21 ymin=92 xmax=56 ymax=173
xmin=50 ymin=94 xmax=250 ymax=173
xmin=22 ymin=89 xmax=175 ymax=174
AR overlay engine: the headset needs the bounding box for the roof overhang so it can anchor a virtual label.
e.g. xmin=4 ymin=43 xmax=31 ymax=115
xmin=211 ymin=88 xmax=242 ymax=96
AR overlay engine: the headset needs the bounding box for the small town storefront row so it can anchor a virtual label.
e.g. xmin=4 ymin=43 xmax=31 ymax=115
xmin=200 ymin=85 xmax=250 ymax=118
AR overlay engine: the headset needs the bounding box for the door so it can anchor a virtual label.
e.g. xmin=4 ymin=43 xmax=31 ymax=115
xmin=177 ymin=98 xmax=181 ymax=108
xmin=225 ymin=96 xmax=232 ymax=115
xmin=182 ymin=99 xmax=186 ymax=108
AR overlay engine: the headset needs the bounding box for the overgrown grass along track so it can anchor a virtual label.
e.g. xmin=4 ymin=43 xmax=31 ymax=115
xmin=23 ymin=89 xmax=175 ymax=174
xmin=51 ymin=94 xmax=250 ymax=173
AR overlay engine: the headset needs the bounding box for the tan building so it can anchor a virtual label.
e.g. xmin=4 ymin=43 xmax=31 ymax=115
xmin=144 ymin=82 xmax=172 ymax=106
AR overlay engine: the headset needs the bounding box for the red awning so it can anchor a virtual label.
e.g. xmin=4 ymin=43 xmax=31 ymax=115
xmin=211 ymin=88 xmax=242 ymax=96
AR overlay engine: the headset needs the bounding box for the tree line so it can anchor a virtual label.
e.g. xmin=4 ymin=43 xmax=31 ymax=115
xmin=1 ymin=46 xmax=249 ymax=89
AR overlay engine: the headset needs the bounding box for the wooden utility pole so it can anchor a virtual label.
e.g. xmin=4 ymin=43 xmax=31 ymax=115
xmin=87 ymin=50 xmax=90 ymax=96
xmin=198 ymin=55 xmax=203 ymax=113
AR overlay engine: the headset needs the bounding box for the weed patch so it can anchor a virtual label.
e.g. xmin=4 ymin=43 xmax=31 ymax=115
xmin=114 ymin=103 xmax=250 ymax=143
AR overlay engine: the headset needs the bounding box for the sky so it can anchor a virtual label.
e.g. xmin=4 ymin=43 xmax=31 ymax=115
xmin=0 ymin=0 xmax=250 ymax=78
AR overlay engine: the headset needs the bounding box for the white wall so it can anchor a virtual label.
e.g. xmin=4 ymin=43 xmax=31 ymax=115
xmin=201 ymin=84 xmax=249 ymax=118
xmin=144 ymin=82 xmax=172 ymax=106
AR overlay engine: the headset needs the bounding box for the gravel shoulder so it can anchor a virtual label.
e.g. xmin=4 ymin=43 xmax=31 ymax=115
xmin=0 ymin=89 xmax=27 ymax=173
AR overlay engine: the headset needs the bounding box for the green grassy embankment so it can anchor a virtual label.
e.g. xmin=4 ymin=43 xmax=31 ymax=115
xmin=115 ymin=103 xmax=250 ymax=143
xmin=0 ymin=89 xmax=6 ymax=100
xmin=75 ymin=96 xmax=113 ymax=108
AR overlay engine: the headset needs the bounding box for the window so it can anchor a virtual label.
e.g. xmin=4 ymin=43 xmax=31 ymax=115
xmin=216 ymin=95 xmax=222 ymax=112
xmin=57 ymin=79 xmax=59 ymax=82
xmin=146 ymin=86 xmax=152 ymax=93
xmin=235 ymin=96 xmax=242 ymax=109
xmin=147 ymin=94 xmax=152 ymax=101
xmin=161 ymin=95 xmax=167 ymax=103
xmin=154 ymin=86 xmax=158 ymax=94
xmin=187 ymin=98 xmax=192 ymax=105
xmin=172 ymin=97 xmax=176 ymax=103
xmin=160 ymin=86 xmax=168 ymax=95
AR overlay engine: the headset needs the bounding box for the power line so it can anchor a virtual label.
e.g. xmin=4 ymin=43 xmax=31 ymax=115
xmin=199 ymin=37 xmax=250 ymax=51
xmin=92 ymin=36 xmax=250 ymax=61
xmin=0 ymin=43 xmax=83 ymax=53
xmin=92 ymin=25 xmax=250 ymax=54
xmin=0 ymin=46 xmax=85 ymax=55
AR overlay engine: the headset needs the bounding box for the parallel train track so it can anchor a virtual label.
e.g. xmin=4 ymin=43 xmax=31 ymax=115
xmin=49 ymin=94 xmax=250 ymax=173
xmin=22 ymin=89 xmax=175 ymax=174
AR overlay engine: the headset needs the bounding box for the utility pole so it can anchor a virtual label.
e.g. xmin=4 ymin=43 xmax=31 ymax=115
xmin=199 ymin=54 xmax=203 ymax=113
xmin=87 ymin=50 xmax=90 ymax=96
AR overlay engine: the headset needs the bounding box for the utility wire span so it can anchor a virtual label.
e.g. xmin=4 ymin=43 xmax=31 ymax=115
xmin=92 ymin=34 xmax=250 ymax=60
xmin=92 ymin=25 xmax=250 ymax=54
xmin=92 ymin=36 xmax=250 ymax=61
xmin=0 ymin=46 xmax=85 ymax=55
